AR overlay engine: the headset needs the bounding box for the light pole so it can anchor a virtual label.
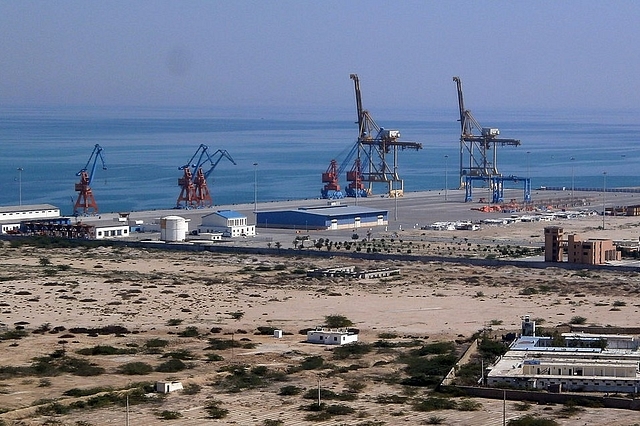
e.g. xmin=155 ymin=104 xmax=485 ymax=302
xmin=444 ymin=155 xmax=448 ymax=201
xmin=602 ymin=171 xmax=607 ymax=230
xmin=526 ymin=151 xmax=530 ymax=179
xmin=17 ymin=167 xmax=23 ymax=206
xmin=253 ymin=163 xmax=258 ymax=223
xmin=570 ymin=157 xmax=575 ymax=207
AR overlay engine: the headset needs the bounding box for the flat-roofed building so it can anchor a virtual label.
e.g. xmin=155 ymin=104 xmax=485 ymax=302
xmin=0 ymin=204 xmax=60 ymax=234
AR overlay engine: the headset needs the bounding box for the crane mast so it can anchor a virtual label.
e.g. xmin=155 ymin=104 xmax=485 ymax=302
xmin=74 ymin=144 xmax=106 ymax=215
xmin=453 ymin=76 xmax=520 ymax=188
xmin=348 ymin=74 xmax=422 ymax=197
xmin=177 ymin=145 xmax=236 ymax=209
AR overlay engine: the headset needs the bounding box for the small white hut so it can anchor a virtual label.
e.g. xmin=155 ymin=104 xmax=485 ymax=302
xmin=307 ymin=328 xmax=358 ymax=345
xmin=156 ymin=381 xmax=183 ymax=393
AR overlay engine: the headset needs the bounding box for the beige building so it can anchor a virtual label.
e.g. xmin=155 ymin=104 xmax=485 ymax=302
xmin=544 ymin=226 xmax=621 ymax=265
xmin=567 ymin=234 xmax=621 ymax=264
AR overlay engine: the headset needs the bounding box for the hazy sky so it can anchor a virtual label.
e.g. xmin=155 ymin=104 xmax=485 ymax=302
xmin=1 ymin=1 xmax=638 ymax=111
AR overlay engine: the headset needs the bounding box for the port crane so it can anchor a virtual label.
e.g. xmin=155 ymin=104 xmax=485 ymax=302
xmin=74 ymin=144 xmax=106 ymax=215
xmin=321 ymin=144 xmax=367 ymax=199
xmin=176 ymin=145 xmax=236 ymax=209
xmin=453 ymin=76 xmax=530 ymax=203
xmin=349 ymin=74 xmax=422 ymax=197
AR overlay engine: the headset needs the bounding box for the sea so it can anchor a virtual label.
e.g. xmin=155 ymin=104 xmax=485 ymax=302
xmin=1 ymin=105 xmax=639 ymax=216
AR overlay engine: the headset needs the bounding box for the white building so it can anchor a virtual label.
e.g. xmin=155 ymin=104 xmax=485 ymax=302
xmin=307 ymin=328 xmax=359 ymax=345
xmin=487 ymin=335 xmax=640 ymax=393
xmin=155 ymin=381 xmax=183 ymax=393
xmin=199 ymin=210 xmax=255 ymax=238
xmin=93 ymin=223 xmax=130 ymax=239
xmin=0 ymin=204 xmax=61 ymax=234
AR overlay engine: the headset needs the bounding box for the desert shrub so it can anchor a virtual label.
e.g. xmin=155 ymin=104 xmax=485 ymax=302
xmin=37 ymin=378 xmax=52 ymax=387
xmin=457 ymin=398 xmax=482 ymax=411
xmin=478 ymin=338 xmax=509 ymax=359
xmin=325 ymin=404 xmax=355 ymax=415
xmin=35 ymin=402 xmax=70 ymax=415
xmin=377 ymin=332 xmax=398 ymax=339
xmin=279 ymin=385 xmax=302 ymax=396
xmin=302 ymin=388 xmax=356 ymax=401
xmin=63 ymin=387 xmax=112 ymax=397
xmin=118 ymin=362 xmax=153 ymax=375
xmin=255 ymin=326 xmax=278 ymax=335
xmin=402 ymin=353 xmax=457 ymax=386
xmin=204 ymin=399 xmax=228 ymax=419
xmin=157 ymin=410 xmax=182 ymax=419
xmin=0 ymin=329 xmax=28 ymax=340
xmin=412 ymin=396 xmax=457 ymax=411
xmin=166 ymin=318 xmax=183 ymax=326
xmin=569 ymin=316 xmax=587 ymax=325
xmin=299 ymin=355 xmax=324 ymax=370
xmin=425 ymin=415 xmax=446 ymax=424
xmin=156 ymin=358 xmax=187 ymax=373
xmin=205 ymin=338 xmax=240 ymax=350
xmin=177 ymin=326 xmax=199 ymax=337
xmin=76 ymin=345 xmax=137 ymax=356
xmin=181 ymin=383 xmax=201 ymax=395
xmin=263 ymin=419 xmax=284 ymax=426
xmin=144 ymin=338 xmax=168 ymax=351
xmin=333 ymin=342 xmax=372 ymax=359
xmin=375 ymin=394 xmax=408 ymax=404
xmin=507 ymin=415 xmax=559 ymax=426
xmin=162 ymin=349 xmax=196 ymax=360
xmin=324 ymin=314 xmax=354 ymax=328
xmin=413 ymin=341 xmax=455 ymax=356
xmin=206 ymin=353 xmax=224 ymax=362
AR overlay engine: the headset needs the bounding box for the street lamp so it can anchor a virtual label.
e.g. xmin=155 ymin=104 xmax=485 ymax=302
xmin=602 ymin=171 xmax=607 ymax=230
xmin=17 ymin=167 xmax=23 ymax=206
xmin=253 ymin=163 xmax=258 ymax=215
xmin=444 ymin=155 xmax=448 ymax=201
xmin=570 ymin=157 xmax=575 ymax=207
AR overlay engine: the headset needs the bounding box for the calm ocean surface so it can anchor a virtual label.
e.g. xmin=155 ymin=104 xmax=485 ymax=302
xmin=1 ymin=105 xmax=639 ymax=215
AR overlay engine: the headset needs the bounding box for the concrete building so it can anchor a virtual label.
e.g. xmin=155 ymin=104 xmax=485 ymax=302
xmin=0 ymin=204 xmax=61 ymax=234
xmin=544 ymin=226 xmax=621 ymax=265
xmin=155 ymin=381 xmax=183 ymax=393
xmin=307 ymin=328 xmax=359 ymax=345
xmin=199 ymin=210 xmax=255 ymax=237
xmin=93 ymin=222 xmax=131 ymax=240
xmin=487 ymin=317 xmax=640 ymax=393
xmin=257 ymin=204 xmax=387 ymax=231
xmin=567 ymin=234 xmax=621 ymax=264
xmin=544 ymin=226 xmax=564 ymax=262
xmin=487 ymin=338 xmax=640 ymax=393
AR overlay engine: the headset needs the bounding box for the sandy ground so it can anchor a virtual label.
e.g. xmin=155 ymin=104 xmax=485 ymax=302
xmin=1 ymin=214 xmax=640 ymax=425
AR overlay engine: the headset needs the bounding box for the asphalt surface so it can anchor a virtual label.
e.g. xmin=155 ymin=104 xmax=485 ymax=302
xmin=80 ymin=187 xmax=640 ymax=249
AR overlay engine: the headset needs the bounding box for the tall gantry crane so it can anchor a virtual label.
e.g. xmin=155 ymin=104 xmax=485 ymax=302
xmin=453 ymin=76 xmax=529 ymax=203
xmin=348 ymin=74 xmax=422 ymax=197
xmin=74 ymin=144 xmax=106 ymax=215
xmin=177 ymin=145 xmax=236 ymax=209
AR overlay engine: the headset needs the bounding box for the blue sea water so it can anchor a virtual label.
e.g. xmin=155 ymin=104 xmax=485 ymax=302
xmin=0 ymin=105 xmax=639 ymax=216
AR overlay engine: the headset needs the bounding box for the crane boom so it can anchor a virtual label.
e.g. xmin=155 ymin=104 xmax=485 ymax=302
xmin=74 ymin=144 xmax=106 ymax=215
xmin=452 ymin=76 xmax=520 ymax=187
xmin=176 ymin=145 xmax=236 ymax=209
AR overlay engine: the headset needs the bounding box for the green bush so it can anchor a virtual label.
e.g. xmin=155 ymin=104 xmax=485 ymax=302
xmin=204 ymin=399 xmax=228 ymax=419
xmin=278 ymin=385 xmax=302 ymax=396
xmin=412 ymin=396 xmax=457 ymax=412
xmin=156 ymin=358 xmax=187 ymax=373
xmin=324 ymin=314 xmax=354 ymax=328
xmin=118 ymin=362 xmax=153 ymax=375
xmin=507 ymin=415 xmax=559 ymax=426
xmin=333 ymin=342 xmax=372 ymax=360
xmin=157 ymin=410 xmax=182 ymax=419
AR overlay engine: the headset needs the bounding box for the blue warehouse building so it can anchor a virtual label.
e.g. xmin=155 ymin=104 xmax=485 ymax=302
xmin=256 ymin=204 xmax=388 ymax=230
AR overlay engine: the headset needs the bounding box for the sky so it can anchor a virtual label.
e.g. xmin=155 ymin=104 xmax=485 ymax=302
xmin=1 ymin=1 xmax=639 ymax=111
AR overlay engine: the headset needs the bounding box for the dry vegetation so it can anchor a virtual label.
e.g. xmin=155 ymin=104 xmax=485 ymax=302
xmin=1 ymin=239 xmax=640 ymax=425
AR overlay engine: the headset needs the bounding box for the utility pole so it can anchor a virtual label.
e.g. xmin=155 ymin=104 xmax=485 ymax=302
xmin=17 ymin=167 xmax=23 ymax=206
xmin=602 ymin=171 xmax=607 ymax=230
xmin=570 ymin=157 xmax=575 ymax=207
xmin=444 ymin=155 xmax=448 ymax=201
xmin=253 ymin=162 xmax=258 ymax=225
